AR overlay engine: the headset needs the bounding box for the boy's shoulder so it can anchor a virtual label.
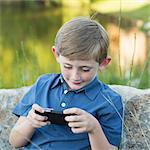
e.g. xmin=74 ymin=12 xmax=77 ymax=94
xmin=98 ymin=82 xmax=123 ymax=106
xmin=37 ymin=73 xmax=59 ymax=81
xmin=34 ymin=73 xmax=60 ymax=88
xmin=101 ymin=83 xmax=121 ymax=97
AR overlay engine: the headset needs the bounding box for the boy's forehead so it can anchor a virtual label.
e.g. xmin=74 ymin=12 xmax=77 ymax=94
xmin=59 ymin=55 xmax=98 ymax=66
xmin=60 ymin=55 xmax=89 ymax=61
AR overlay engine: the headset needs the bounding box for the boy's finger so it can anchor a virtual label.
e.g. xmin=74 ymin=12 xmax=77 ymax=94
xmin=32 ymin=119 xmax=50 ymax=128
xmin=63 ymin=108 xmax=84 ymax=115
xmin=65 ymin=115 xmax=82 ymax=122
xmin=32 ymin=104 xmax=44 ymax=113
xmin=68 ymin=121 xmax=84 ymax=128
xmin=35 ymin=114 xmax=48 ymax=121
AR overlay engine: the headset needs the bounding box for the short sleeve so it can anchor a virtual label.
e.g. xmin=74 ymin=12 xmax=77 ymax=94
xmin=12 ymin=74 xmax=57 ymax=117
xmin=12 ymin=83 xmax=37 ymax=117
xmin=98 ymin=94 xmax=124 ymax=147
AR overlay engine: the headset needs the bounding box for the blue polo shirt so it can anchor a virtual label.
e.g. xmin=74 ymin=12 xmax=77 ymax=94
xmin=13 ymin=73 xmax=124 ymax=150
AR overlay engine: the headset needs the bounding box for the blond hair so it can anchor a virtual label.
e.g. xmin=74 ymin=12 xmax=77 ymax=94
xmin=55 ymin=16 xmax=109 ymax=64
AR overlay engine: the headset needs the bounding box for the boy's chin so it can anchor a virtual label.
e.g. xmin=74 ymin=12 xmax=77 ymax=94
xmin=69 ymin=84 xmax=84 ymax=90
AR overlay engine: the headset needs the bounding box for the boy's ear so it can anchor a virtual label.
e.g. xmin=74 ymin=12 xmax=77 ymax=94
xmin=51 ymin=46 xmax=59 ymax=63
xmin=99 ymin=56 xmax=111 ymax=70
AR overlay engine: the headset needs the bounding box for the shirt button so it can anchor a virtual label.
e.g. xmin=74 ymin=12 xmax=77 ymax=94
xmin=64 ymin=90 xmax=68 ymax=94
xmin=61 ymin=102 xmax=66 ymax=108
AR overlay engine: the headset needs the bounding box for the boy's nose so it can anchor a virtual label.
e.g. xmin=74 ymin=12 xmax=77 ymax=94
xmin=71 ymin=70 xmax=81 ymax=80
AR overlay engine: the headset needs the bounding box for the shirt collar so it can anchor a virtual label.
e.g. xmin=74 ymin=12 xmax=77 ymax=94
xmin=68 ymin=76 xmax=102 ymax=101
xmin=51 ymin=74 xmax=62 ymax=89
xmin=51 ymin=74 xmax=102 ymax=101
xmin=83 ymin=76 xmax=102 ymax=101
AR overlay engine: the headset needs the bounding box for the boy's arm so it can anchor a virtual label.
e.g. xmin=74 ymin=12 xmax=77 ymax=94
xmin=64 ymin=108 xmax=117 ymax=150
xmin=9 ymin=116 xmax=36 ymax=148
xmin=88 ymin=117 xmax=118 ymax=150
xmin=9 ymin=104 xmax=50 ymax=148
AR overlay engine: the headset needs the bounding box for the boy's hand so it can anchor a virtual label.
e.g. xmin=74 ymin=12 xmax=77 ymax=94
xmin=27 ymin=104 xmax=51 ymax=128
xmin=63 ymin=108 xmax=99 ymax=134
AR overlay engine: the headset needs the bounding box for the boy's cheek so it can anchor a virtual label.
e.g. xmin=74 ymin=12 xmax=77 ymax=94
xmin=62 ymin=72 xmax=70 ymax=79
xmin=82 ymin=74 xmax=95 ymax=82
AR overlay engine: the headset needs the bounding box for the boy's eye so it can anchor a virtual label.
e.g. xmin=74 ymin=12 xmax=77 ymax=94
xmin=82 ymin=68 xmax=91 ymax=72
xmin=64 ymin=65 xmax=72 ymax=69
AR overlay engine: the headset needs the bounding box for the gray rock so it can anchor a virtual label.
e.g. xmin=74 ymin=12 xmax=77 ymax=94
xmin=111 ymin=85 xmax=150 ymax=150
xmin=0 ymin=85 xmax=150 ymax=150
xmin=0 ymin=87 xmax=30 ymax=150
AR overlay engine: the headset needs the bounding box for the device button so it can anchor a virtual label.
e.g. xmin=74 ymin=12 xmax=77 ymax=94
xmin=61 ymin=102 xmax=66 ymax=107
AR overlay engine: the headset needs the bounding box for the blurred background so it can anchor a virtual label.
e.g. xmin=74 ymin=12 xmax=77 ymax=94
xmin=0 ymin=0 xmax=149 ymax=89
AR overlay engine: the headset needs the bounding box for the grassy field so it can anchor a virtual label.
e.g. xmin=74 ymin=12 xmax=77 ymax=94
xmin=0 ymin=1 xmax=149 ymax=89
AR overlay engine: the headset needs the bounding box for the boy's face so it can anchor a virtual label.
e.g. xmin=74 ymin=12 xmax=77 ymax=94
xmin=57 ymin=55 xmax=99 ymax=90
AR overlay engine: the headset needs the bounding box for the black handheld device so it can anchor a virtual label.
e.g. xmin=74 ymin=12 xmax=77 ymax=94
xmin=35 ymin=110 xmax=68 ymax=125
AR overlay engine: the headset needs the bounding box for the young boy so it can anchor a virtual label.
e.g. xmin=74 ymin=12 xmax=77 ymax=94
xmin=9 ymin=16 xmax=124 ymax=150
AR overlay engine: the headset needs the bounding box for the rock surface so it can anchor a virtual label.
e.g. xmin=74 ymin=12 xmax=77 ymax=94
xmin=111 ymin=85 xmax=150 ymax=150
xmin=0 ymin=85 xmax=150 ymax=150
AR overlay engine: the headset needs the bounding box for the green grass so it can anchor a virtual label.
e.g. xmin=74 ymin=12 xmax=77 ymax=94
xmin=118 ymin=4 xmax=150 ymax=22
xmin=0 ymin=2 xmax=149 ymax=89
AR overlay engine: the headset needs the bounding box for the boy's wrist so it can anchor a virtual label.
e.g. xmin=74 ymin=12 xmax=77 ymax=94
xmin=26 ymin=117 xmax=36 ymax=130
xmin=88 ymin=118 xmax=101 ymax=134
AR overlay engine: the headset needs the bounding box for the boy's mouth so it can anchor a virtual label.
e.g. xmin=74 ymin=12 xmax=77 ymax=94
xmin=72 ymin=81 xmax=82 ymax=85
xmin=73 ymin=82 xmax=81 ymax=85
